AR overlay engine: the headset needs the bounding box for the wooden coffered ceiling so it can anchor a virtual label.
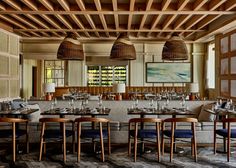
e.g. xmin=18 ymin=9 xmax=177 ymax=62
xmin=0 ymin=0 xmax=236 ymax=42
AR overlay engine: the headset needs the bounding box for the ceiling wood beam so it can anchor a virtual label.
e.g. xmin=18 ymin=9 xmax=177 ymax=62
xmin=3 ymin=0 xmax=54 ymax=37
xmin=0 ymin=15 xmax=40 ymax=37
xmin=112 ymin=0 xmax=119 ymax=36
xmin=94 ymin=0 xmax=109 ymax=37
xmin=0 ymin=10 xmax=234 ymax=15
xmin=177 ymin=0 xmax=189 ymax=10
xmin=25 ymin=14 xmax=60 ymax=37
xmin=147 ymin=15 xmax=162 ymax=37
xmin=14 ymin=28 xmax=204 ymax=33
xmin=0 ymin=3 xmax=6 ymax=10
xmin=3 ymin=0 xmax=22 ymax=11
xmin=127 ymin=0 xmax=135 ymax=36
xmin=209 ymin=0 xmax=226 ymax=11
xmin=56 ymin=0 xmax=70 ymax=11
xmin=137 ymin=0 xmax=153 ymax=37
xmin=20 ymin=0 xmax=38 ymax=11
xmin=184 ymin=0 xmax=230 ymax=39
xmin=69 ymin=14 xmax=90 ymax=37
xmin=193 ymin=0 xmax=208 ymax=10
xmin=55 ymin=14 xmax=72 ymax=29
xmin=38 ymin=0 xmax=54 ymax=11
xmin=75 ymin=0 xmax=99 ymax=37
xmin=41 ymin=14 xmax=60 ymax=29
xmin=161 ymin=0 xmax=171 ymax=10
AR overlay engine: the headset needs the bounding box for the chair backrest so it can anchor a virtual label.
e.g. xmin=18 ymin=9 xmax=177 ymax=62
xmin=223 ymin=118 xmax=236 ymax=123
xmin=75 ymin=117 xmax=109 ymax=123
xmin=0 ymin=117 xmax=28 ymax=123
xmin=39 ymin=118 xmax=72 ymax=123
xmin=164 ymin=118 xmax=198 ymax=123
xmin=129 ymin=118 xmax=162 ymax=123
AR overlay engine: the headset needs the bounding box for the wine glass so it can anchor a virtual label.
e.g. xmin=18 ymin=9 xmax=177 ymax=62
xmin=134 ymin=99 xmax=139 ymax=108
xmin=149 ymin=99 xmax=154 ymax=108
xmin=69 ymin=99 xmax=75 ymax=110
xmin=98 ymin=99 xmax=103 ymax=109
xmin=181 ymin=98 xmax=186 ymax=108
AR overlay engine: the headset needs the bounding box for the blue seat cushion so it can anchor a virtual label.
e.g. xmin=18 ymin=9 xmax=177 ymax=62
xmin=80 ymin=129 xmax=108 ymax=139
xmin=0 ymin=129 xmax=27 ymax=138
xmin=129 ymin=129 xmax=158 ymax=138
xmin=163 ymin=129 xmax=193 ymax=138
xmin=216 ymin=129 xmax=236 ymax=138
xmin=43 ymin=130 xmax=74 ymax=139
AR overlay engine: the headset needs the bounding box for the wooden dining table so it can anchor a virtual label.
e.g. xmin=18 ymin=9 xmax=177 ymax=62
xmin=41 ymin=107 xmax=110 ymax=118
xmin=0 ymin=108 xmax=38 ymax=118
xmin=127 ymin=107 xmax=196 ymax=118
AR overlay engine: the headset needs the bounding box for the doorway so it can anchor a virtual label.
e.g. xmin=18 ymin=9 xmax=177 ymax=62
xmin=32 ymin=66 xmax=37 ymax=98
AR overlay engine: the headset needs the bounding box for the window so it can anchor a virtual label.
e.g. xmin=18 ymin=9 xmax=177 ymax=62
xmin=87 ymin=65 xmax=127 ymax=86
xmin=206 ymin=43 xmax=215 ymax=88
xmin=44 ymin=60 xmax=64 ymax=86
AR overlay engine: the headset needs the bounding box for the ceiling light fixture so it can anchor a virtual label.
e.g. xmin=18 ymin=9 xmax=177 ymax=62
xmin=110 ymin=33 xmax=136 ymax=60
xmin=162 ymin=33 xmax=188 ymax=61
xmin=57 ymin=33 xmax=84 ymax=60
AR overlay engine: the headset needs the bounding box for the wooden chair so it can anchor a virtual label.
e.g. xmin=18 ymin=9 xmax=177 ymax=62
xmin=161 ymin=118 xmax=198 ymax=162
xmin=39 ymin=118 xmax=75 ymax=162
xmin=0 ymin=117 xmax=29 ymax=162
xmin=75 ymin=117 xmax=110 ymax=162
xmin=128 ymin=118 xmax=162 ymax=162
xmin=214 ymin=118 xmax=236 ymax=162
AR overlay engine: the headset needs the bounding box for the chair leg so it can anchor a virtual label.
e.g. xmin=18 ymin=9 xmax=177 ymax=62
xmin=63 ymin=124 xmax=66 ymax=163
xmin=39 ymin=122 xmax=45 ymax=161
xmin=12 ymin=123 xmax=16 ymax=162
xmin=227 ymin=136 xmax=230 ymax=162
xmin=77 ymin=124 xmax=81 ymax=162
xmin=128 ymin=135 xmax=131 ymax=156
xmin=161 ymin=133 xmax=164 ymax=156
xmin=157 ymin=125 xmax=160 ymax=162
xmin=99 ymin=124 xmax=105 ymax=162
xmin=134 ymin=135 xmax=137 ymax=162
xmin=170 ymin=135 xmax=174 ymax=162
xmin=193 ymin=126 xmax=197 ymax=162
xmin=26 ymin=133 xmax=29 ymax=154
xmin=214 ymin=131 xmax=217 ymax=154
xmin=170 ymin=124 xmax=174 ymax=162
xmin=43 ymin=143 xmax=46 ymax=155
xmin=108 ymin=133 xmax=111 ymax=155
xmin=191 ymin=138 xmax=194 ymax=156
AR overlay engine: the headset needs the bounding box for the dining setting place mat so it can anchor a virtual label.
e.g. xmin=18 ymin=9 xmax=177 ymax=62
xmin=127 ymin=108 xmax=158 ymax=114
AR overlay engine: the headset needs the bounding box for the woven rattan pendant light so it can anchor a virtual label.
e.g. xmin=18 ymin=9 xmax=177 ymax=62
xmin=162 ymin=33 xmax=188 ymax=60
xmin=57 ymin=33 xmax=84 ymax=60
xmin=110 ymin=33 xmax=136 ymax=60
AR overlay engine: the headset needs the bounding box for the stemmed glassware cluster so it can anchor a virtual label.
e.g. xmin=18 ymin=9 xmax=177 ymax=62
xmin=69 ymin=99 xmax=75 ymax=110
xmin=50 ymin=98 xmax=57 ymax=110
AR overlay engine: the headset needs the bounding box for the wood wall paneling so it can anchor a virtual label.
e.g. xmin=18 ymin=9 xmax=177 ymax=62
xmin=219 ymin=30 xmax=236 ymax=99
xmin=0 ymin=31 xmax=8 ymax=53
xmin=0 ymin=29 xmax=19 ymax=98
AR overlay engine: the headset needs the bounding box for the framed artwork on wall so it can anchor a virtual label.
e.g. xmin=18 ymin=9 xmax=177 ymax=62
xmin=146 ymin=62 xmax=191 ymax=83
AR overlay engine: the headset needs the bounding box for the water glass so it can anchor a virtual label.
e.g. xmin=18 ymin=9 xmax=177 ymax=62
xmin=134 ymin=99 xmax=139 ymax=108
xmin=69 ymin=99 xmax=75 ymax=110
xmin=98 ymin=99 xmax=103 ymax=108
xmin=149 ymin=99 xmax=154 ymax=108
